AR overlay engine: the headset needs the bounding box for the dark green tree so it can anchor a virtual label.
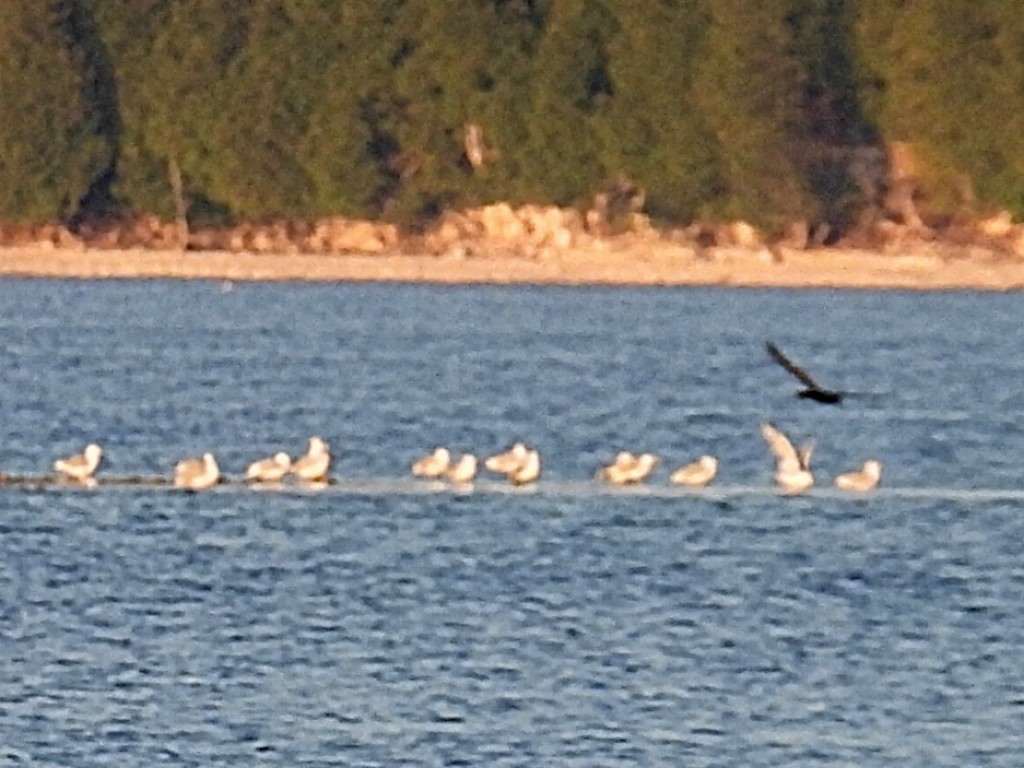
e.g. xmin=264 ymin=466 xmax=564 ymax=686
xmin=849 ymin=0 xmax=1024 ymax=217
xmin=691 ymin=0 xmax=819 ymax=231
xmin=201 ymin=1 xmax=345 ymax=219
xmin=788 ymin=0 xmax=874 ymax=145
xmin=512 ymin=0 xmax=616 ymax=207
xmin=297 ymin=0 xmax=399 ymax=218
xmin=594 ymin=0 xmax=720 ymax=221
xmin=972 ymin=4 xmax=1024 ymax=214
xmin=92 ymin=0 xmax=243 ymax=221
xmin=0 ymin=0 xmax=114 ymax=222
xmin=784 ymin=0 xmax=877 ymax=229
xmin=358 ymin=0 xmax=541 ymax=219
xmin=13 ymin=0 xmax=1024 ymax=232
xmin=852 ymin=0 xmax=960 ymax=213
xmin=923 ymin=1 xmax=1024 ymax=215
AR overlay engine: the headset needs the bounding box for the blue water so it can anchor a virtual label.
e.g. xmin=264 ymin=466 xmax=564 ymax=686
xmin=1 ymin=279 xmax=1023 ymax=765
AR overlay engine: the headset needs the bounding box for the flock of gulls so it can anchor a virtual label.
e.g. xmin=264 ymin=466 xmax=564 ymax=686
xmin=34 ymin=435 xmax=335 ymax=491
xmin=403 ymin=341 xmax=882 ymax=495
xmin=21 ymin=342 xmax=882 ymax=495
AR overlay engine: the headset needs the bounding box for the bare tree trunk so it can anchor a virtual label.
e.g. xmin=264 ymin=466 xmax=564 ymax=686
xmin=464 ymin=123 xmax=485 ymax=169
xmin=887 ymin=179 xmax=926 ymax=231
xmin=463 ymin=123 xmax=499 ymax=171
xmin=168 ymin=158 xmax=189 ymax=251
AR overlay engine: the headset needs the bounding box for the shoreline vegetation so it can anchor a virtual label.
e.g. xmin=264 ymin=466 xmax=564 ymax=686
xmin=3 ymin=204 xmax=1024 ymax=291
xmin=8 ymin=5 xmax=1024 ymax=293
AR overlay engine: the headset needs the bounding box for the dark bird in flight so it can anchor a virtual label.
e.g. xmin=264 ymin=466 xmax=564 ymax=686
xmin=765 ymin=341 xmax=844 ymax=404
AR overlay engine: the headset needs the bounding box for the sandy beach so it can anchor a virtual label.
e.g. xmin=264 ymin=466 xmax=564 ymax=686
xmin=3 ymin=242 xmax=1024 ymax=290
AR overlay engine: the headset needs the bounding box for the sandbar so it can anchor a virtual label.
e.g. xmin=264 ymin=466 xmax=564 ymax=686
xmin=3 ymin=242 xmax=1024 ymax=291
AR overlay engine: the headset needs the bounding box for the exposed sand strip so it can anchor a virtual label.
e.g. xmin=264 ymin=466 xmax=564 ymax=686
xmin=3 ymin=244 xmax=1024 ymax=290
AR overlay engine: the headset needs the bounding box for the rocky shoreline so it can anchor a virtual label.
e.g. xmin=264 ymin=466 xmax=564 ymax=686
xmin=3 ymin=203 xmax=1024 ymax=290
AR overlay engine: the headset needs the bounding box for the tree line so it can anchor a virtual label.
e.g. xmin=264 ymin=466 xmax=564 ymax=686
xmin=1 ymin=0 xmax=1022 ymax=236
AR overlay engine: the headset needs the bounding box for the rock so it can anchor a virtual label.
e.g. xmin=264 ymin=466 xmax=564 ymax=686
xmin=308 ymin=217 xmax=396 ymax=254
xmin=783 ymin=220 xmax=810 ymax=250
xmin=1010 ymin=228 xmax=1024 ymax=258
xmin=249 ymin=228 xmax=274 ymax=253
xmin=978 ymin=210 xmax=1014 ymax=238
xmin=474 ymin=203 xmax=524 ymax=241
xmin=725 ymin=221 xmax=762 ymax=250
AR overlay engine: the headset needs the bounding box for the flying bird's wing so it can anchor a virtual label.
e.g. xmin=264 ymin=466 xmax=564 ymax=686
xmin=765 ymin=341 xmax=844 ymax=403
xmin=765 ymin=341 xmax=822 ymax=390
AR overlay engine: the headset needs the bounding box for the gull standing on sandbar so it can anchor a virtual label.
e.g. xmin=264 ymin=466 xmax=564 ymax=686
xmin=246 ymin=451 xmax=292 ymax=482
xmin=445 ymin=453 xmax=478 ymax=486
xmin=412 ymin=447 xmax=451 ymax=478
xmin=596 ymin=451 xmax=635 ymax=483
xmin=53 ymin=443 xmax=103 ymax=484
xmin=670 ymin=455 xmax=718 ymax=488
xmin=834 ymin=460 xmax=882 ymax=492
xmin=598 ymin=452 xmax=659 ymax=484
xmin=484 ymin=442 xmax=529 ymax=475
xmin=291 ymin=436 xmax=331 ymax=482
xmin=174 ymin=452 xmax=220 ymax=491
xmin=508 ymin=448 xmax=541 ymax=485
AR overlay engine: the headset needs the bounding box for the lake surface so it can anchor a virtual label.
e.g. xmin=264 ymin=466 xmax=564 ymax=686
xmin=1 ymin=278 xmax=1023 ymax=766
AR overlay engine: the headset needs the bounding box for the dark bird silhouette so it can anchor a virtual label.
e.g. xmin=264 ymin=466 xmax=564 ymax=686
xmin=765 ymin=341 xmax=844 ymax=404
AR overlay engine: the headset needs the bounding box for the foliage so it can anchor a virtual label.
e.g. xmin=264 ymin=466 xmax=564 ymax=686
xmin=852 ymin=0 xmax=1024 ymax=217
xmin=297 ymin=0 xmax=400 ymax=218
xmin=1 ymin=0 xmax=1022 ymax=226
xmin=691 ymin=0 xmax=818 ymax=231
xmin=508 ymin=0 xmax=615 ymax=207
xmin=0 ymin=0 xmax=114 ymax=222
xmin=594 ymin=0 xmax=719 ymax=221
xmin=91 ymin=0 xmax=238 ymax=220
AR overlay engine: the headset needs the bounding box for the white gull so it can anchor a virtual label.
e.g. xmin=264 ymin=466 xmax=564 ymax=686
xmin=412 ymin=447 xmax=451 ymax=478
xmin=761 ymin=422 xmax=814 ymax=494
xmin=174 ymin=452 xmax=220 ymax=491
xmin=445 ymin=454 xmax=478 ymax=485
xmin=484 ymin=442 xmax=529 ymax=475
xmin=246 ymin=451 xmax=292 ymax=482
xmin=508 ymin=449 xmax=541 ymax=485
xmin=291 ymin=436 xmax=331 ymax=482
xmin=670 ymin=455 xmax=718 ymax=488
xmin=599 ymin=452 xmax=659 ymax=484
xmin=54 ymin=443 xmax=103 ymax=484
xmin=834 ymin=460 xmax=882 ymax=492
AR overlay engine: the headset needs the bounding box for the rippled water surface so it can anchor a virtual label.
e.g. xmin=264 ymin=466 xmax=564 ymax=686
xmin=2 ymin=279 xmax=1024 ymax=765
